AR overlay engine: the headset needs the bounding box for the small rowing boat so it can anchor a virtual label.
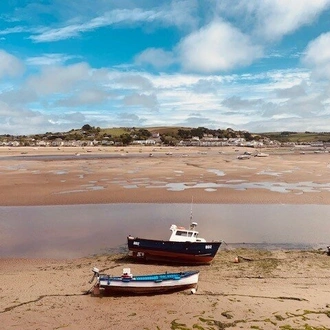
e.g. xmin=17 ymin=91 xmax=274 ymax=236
xmin=90 ymin=267 xmax=199 ymax=295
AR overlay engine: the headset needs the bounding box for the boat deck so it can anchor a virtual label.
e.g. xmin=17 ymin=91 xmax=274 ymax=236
xmin=99 ymin=271 xmax=198 ymax=282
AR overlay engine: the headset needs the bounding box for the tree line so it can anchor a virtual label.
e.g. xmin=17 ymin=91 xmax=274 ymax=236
xmin=1 ymin=125 xmax=258 ymax=146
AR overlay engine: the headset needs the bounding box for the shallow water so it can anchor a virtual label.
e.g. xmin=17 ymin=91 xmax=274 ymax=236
xmin=0 ymin=204 xmax=329 ymax=258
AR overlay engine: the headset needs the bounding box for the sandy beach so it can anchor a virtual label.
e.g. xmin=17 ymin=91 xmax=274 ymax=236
xmin=1 ymin=146 xmax=330 ymax=329
xmin=1 ymin=145 xmax=330 ymax=205
xmin=1 ymin=250 xmax=330 ymax=329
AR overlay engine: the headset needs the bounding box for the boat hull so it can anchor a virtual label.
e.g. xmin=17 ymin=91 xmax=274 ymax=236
xmin=97 ymin=271 xmax=199 ymax=295
xmin=127 ymin=236 xmax=222 ymax=264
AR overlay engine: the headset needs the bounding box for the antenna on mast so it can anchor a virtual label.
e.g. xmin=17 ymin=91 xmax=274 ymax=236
xmin=190 ymin=196 xmax=193 ymax=224
xmin=189 ymin=196 xmax=198 ymax=230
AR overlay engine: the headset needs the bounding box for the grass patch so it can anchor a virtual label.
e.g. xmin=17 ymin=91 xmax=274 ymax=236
xmin=170 ymin=319 xmax=189 ymax=330
xmin=275 ymin=314 xmax=285 ymax=321
xmin=221 ymin=311 xmax=233 ymax=319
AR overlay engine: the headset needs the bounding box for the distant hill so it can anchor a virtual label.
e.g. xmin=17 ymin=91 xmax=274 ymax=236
xmin=96 ymin=127 xmax=330 ymax=143
xmin=3 ymin=126 xmax=330 ymax=144
xmin=261 ymin=131 xmax=330 ymax=143
xmin=98 ymin=126 xmax=190 ymax=137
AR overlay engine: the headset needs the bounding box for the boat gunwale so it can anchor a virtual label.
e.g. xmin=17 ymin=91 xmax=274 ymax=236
xmin=99 ymin=270 xmax=200 ymax=283
xmin=127 ymin=236 xmax=222 ymax=244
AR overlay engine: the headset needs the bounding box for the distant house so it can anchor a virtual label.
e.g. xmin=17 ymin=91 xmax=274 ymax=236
xmin=101 ymin=139 xmax=114 ymax=146
xmin=145 ymin=139 xmax=156 ymax=145
xmin=8 ymin=141 xmax=20 ymax=147
xmin=227 ymin=138 xmax=246 ymax=146
xmin=51 ymin=138 xmax=64 ymax=147
xmin=132 ymin=139 xmax=156 ymax=145
xmin=36 ymin=140 xmax=49 ymax=147
xmin=310 ymin=141 xmax=324 ymax=148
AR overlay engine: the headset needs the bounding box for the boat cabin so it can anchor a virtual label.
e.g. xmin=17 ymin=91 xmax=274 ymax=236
xmin=121 ymin=268 xmax=133 ymax=279
xmin=169 ymin=222 xmax=206 ymax=242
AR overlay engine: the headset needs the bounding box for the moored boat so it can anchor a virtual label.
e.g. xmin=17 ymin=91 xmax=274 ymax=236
xmin=90 ymin=267 xmax=199 ymax=295
xmin=127 ymin=222 xmax=222 ymax=265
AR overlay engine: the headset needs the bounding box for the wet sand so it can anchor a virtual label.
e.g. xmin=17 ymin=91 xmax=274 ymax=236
xmin=1 ymin=249 xmax=330 ymax=329
xmin=1 ymin=146 xmax=330 ymax=329
xmin=1 ymin=145 xmax=330 ymax=205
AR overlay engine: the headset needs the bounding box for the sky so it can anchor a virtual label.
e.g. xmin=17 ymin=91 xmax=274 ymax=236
xmin=1 ymin=0 xmax=330 ymax=135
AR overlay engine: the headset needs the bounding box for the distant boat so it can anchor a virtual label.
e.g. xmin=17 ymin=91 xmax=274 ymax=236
xmin=237 ymin=154 xmax=250 ymax=160
xmin=90 ymin=267 xmax=199 ymax=295
xmin=127 ymin=221 xmax=222 ymax=265
xmin=255 ymin=152 xmax=269 ymax=157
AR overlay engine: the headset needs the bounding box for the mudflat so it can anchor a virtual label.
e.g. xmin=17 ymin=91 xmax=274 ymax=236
xmin=1 ymin=146 xmax=330 ymax=329
xmin=1 ymin=145 xmax=330 ymax=205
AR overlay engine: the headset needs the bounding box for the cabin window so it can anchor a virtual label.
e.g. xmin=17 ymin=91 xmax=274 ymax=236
xmin=176 ymin=231 xmax=187 ymax=236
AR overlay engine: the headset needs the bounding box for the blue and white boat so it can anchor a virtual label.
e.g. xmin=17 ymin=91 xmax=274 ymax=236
xmin=90 ymin=267 xmax=199 ymax=295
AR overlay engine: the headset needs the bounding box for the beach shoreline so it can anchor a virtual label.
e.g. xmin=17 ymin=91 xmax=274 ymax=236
xmin=1 ymin=249 xmax=330 ymax=329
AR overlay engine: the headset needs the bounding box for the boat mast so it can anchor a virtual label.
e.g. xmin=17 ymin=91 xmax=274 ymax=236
xmin=190 ymin=196 xmax=193 ymax=224
xmin=189 ymin=197 xmax=198 ymax=231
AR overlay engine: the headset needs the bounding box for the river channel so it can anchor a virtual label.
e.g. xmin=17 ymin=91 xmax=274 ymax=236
xmin=0 ymin=203 xmax=329 ymax=258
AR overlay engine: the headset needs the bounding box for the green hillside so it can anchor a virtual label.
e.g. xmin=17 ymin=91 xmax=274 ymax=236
xmin=262 ymin=131 xmax=330 ymax=143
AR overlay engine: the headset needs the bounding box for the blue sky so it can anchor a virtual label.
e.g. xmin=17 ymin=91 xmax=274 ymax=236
xmin=1 ymin=0 xmax=330 ymax=135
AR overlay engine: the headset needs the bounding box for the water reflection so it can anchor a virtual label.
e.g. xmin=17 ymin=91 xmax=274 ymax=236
xmin=0 ymin=204 xmax=328 ymax=258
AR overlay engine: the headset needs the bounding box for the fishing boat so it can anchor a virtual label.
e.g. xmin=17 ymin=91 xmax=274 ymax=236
xmin=90 ymin=267 xmax=199 ymax=295
xmin=127 ymin=221 xmax=222 ymax=264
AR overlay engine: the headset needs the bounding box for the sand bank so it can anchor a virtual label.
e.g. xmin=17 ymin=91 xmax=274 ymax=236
xmin=1 ymin=146 xmax=330 ymax=205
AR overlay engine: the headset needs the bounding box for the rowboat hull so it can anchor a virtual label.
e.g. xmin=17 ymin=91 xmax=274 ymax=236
xmin=97 ymin=270 xmax=199 ymax=295
xmin=127 ymin=236 xmax=222 ymax=264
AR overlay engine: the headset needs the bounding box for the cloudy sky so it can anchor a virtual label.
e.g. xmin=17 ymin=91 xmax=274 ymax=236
xmin=1 ymin=0 xmax=330 ymax=135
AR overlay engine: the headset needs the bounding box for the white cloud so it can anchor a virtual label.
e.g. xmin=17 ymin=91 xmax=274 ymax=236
xmin=160 ymin=0 xmax=198 ymax=30
xmin=25 ymin=62 xmax=91 ymax=95
xmin=0 ymin=101 xmax=16 ymax=116
xmin=29 ymin=8 xmax=158 ymax=42
xmin=246 ymin=114 xmax=330 ymax=133
xmin=179 ymin=113 xmax=215 ymax=127
xmin=302 ymin=32 xmax=330 ymax=79
xmin=62 ymin=111 xmax=86 ymax=122
xmin=113 ymin=74 xmax=154 ymax=90
xmin=252 ymin=0 xmax=330 ymax=41
xmin=135 ymin=48 xmax=175 ymax=70
xmin=177 ymin=20 xmax=263 ymax=73
xmin=26 ymin=53 xmax=75 ymax=66
xmin=0 ymin=26 xmax=28 ymax=36
xmin=0 ymin=55 xmax=327 ymax=135
xmin=55 ymin=89 xmax=110 ymax=107
xmin=110 ymin=112 xmax=147 ymax=127
xmin=275 ymin=83 xmax=307 ymax=99
xmin=214 ymin=0 xmax=330 ymax=42
xmin=123 ymin=93 xmax=158 ymax=109
xmin=222 ymin=96 xmax=265 ymax=111
xmin=29 ymin=3 xmax=196 ymax=43
xmin=0 ymin=88 xmax=37 ymax=105
xmin=0 ymin=103 xmax=54 ymax=135
xmin=0 ymin=50 xmax=24 ymax=78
